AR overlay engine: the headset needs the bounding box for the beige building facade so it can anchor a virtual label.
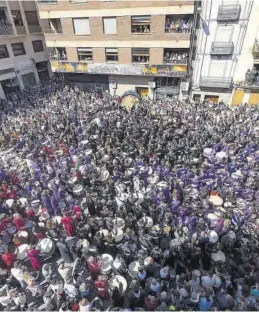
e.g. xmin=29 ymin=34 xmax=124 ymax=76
xmin=38 ymin=0 xmax=196 ymax=99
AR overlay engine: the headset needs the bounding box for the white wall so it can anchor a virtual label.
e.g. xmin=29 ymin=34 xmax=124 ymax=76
xmin=108 ymin=75 xmax=154 ymax=98
xmin=192 ymin=0 xmax=254 ymax=102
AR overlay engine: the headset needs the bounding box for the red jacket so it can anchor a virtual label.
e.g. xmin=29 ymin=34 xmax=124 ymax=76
xmin=2 ymin=252 xmax=16 ymax=267
xmin=88 ymin=261 xmax=101 ymax=274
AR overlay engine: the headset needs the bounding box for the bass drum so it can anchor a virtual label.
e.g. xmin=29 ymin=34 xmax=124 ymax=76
xmin=120 ymin=90 xmax=140 ymax=112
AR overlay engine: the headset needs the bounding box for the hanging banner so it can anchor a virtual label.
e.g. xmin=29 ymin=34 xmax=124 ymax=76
xmin=51 ymin=61 xmax=188 ymax=77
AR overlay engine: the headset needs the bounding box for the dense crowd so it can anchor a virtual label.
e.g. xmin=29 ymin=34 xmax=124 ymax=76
xmin=0 ymin=79 xmax=259 ymax=311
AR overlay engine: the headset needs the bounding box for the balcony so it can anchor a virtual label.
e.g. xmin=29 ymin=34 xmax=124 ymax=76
xmin=252 ymin=39 xmax=259 ymax=63
xmin=0 ymin=1 xmax=6 ymax=7
xmin=49 ymin=47 xmax=67 ymax=61
xmin=217 ymin=4 xmax=241 ymax=22
xmin=243 ymin=68 xmax=259 ymax=90
xmin=16 ymin=26 xmax=26 ymax=35
xmin=165 ymin=15 xmax=193 ymax=33
xmin=28 ymin=25 xmax=42 ymax=34
xmin=0 ymin=24 xmax=14 ymax=37
xmin=43 ymin=28 xmax=63 ymax=35
xmin=200 ymin=77 xmax=233 ymax=89
xmin=38 ymin=0 xmax=58 ymax=4
xmin=210 ymin=42 xmax=234 ymax=56
xmin=163 ymin=49 xmax=188 ymax=65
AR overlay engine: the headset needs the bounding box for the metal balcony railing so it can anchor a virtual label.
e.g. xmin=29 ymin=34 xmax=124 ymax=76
xmin=200 ymin=77 xmax=233 ymax=89
xmin=28 ymin=25 xmax=42 ymax=34
xmin=210 ymin=42 xmax=234 ymax=55
xmin=38 ymin=0 xmax=58 ymax=4
xmin=163 ymin=57 xmax=188 ymax=65
xmin=217 ymin=4 xmax=241 ymax=22
xmin=0 ymin=24 xmax=14 ymax=37
xmin=43 ymin=28 xmax=63 ymax=34
xmin=0 ymin=0 xmax=6 ymax=6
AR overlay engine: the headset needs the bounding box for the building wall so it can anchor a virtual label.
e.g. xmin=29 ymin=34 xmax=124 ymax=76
xmin=0 ymin=0 xmax=49 ymax=99
xmin=191 ymin=0 xmax=253 ymax=104
xmin=108 ymin=75 xmax=154 ymax=98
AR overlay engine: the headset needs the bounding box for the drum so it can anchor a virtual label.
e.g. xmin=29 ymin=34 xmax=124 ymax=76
xmin=55 ymin=150 xmax=63 ymax=156
xmin=80 ymin=140 xmax=89 ymax=147
xmin=111 ymin=229 xmax=124 ymax=243
xmin=100 ymin=170 xmax=109 ymax=182
xmin=156 ymin=181 xmax=168 ymax=190
xmin=128 ymin=261 xmax=141 ymax=278
xmin=54 ymin=216 xmax=62 ymax=224
xmin=99 ymin=229 xmax=109 ymax=238
xmin=109 ymin=275 xmax=127 ymax=294
xmin=16 ymin=244 xmax=29 ymax=260
xmin=18 ymin=230 xmax=28 ymax=242
xmin=203 ymin=148 xmax=214 ymax=158
xmin=19 ymin=197 xmax=28 ymax=206
xmin=211 ymin=250 xmax=226 ymax=263
xmin=31 ymin=199 xmax=40 ymax=208
xmin=209 ymin=195 xmax=223 ymax=206
xmin=85 ymin=149 xmax=92 ymax=156
xmin=112 ymin=218 xmax=125 ymax=230
xmin=6 ymin=199 xmax=14 ymax=208
xmin=73 ymin=184 xmax=84 ymax=197
xmin=101 ymin=254 xmax=114 ymax=275
xmin=207 ymin=213 xmax=220 ymax=227
xmin=37 ymin=238 xmax=55 ymax=255
xmin=216 ymin=151 xmax=227 ymax=162
xmin=208 ymin=230 xmax=219 ymax=244
xmin=68 ymin=176 xmax=78 ymax=185
xmin=137 ymin=216 xmax=153 ymax=228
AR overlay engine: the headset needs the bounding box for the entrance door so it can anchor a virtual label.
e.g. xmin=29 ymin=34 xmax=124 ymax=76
xmin=232 ymin=89 xmax=244 ymax=106
xmin=204 ymin=95 xmax=219 ymax=103
xmin=248 ymin=93 xmax=259 ymax=105
xmin=136 ymin=87 xmax=149 ymax=99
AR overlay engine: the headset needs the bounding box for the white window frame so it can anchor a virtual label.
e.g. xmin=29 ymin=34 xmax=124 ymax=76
xmin=103 ymin=17 xmax=117 ymax=35
xmin=77 ymin=47 xmax=93 ymax=61
xmin=73 ymin=18 xmax=90 ymax=35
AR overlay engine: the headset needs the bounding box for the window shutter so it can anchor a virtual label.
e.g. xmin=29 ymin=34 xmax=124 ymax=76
xmin=103 ymin=17 xmax=117 ymax=34
xmin=73 ymin=18 xmax=90 ymax=35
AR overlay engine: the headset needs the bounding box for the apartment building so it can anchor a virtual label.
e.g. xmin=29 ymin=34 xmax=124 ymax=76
xmin=191 ymin=0 xmax=253 ymax=104
xmin=37 ymin=0 xmax=196 ymax=99
xmin=0 ymin=0 xmax=50 ymax=99
xmin=231 ymin=0 xmax=259 ymax=105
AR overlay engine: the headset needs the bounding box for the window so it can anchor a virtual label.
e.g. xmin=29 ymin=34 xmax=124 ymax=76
xmin=0 ymin=45 xmax=9 ymax=59
xmin=77 ymin=47 xmax=92 ymax=61
xmin=49 ymin=47 xmax=67 ymax=60
xmin=163 ymin=48 xmax=188 ymax=64
xmin=11 ymin=42 xmax=26 ymax=56
xmin=132 ymin=48 xmax=149 ymax=63
xmin=25 ymin=11 xmax=39 ymax=25
xmin=12 ymin=11 xmax=23 ymax=26
xmin=165 ymin=15 xmax=193 ymax=33
xmin=105 ymin=48 xmax=118 ymax=62
xmin=132 ymin=16 xmax=150 ymax=33
xmin=103 ymin=17 xmax=117 ymax=34
xmin=32 ymin=40 xmax=44 ymax=52
xmin=73 ymin=18 xmax=90 ymax=35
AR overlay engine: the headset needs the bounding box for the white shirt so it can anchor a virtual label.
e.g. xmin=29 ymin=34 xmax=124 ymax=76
xmin=79 ymin=303 xmax=91 ymax=312
xmin=64 ymin=283 xmax=78 ymax=298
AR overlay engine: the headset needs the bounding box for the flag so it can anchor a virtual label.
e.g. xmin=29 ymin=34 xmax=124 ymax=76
xmin=202 ymin=21 xmax=210 ymax=36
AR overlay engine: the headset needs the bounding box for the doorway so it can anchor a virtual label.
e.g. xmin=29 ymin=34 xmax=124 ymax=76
xmin=136 ymin=87 xmax=149 ymax=99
